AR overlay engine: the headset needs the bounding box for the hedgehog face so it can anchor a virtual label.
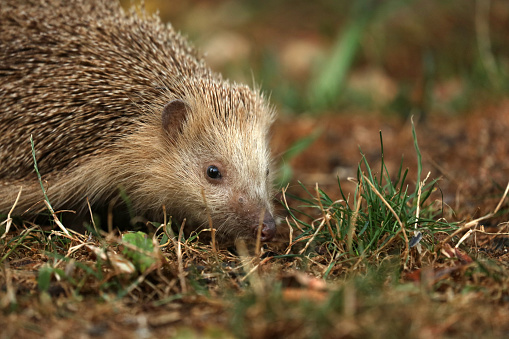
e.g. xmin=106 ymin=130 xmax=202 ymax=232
xmin=198 ymin=156 xmax=276 ymax=244
xmin=160 ymin=96 xmax=276 ymax=244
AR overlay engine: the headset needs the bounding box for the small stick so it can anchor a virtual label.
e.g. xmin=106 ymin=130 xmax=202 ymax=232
xmin=177 ymin=218 xmax=187 ymax=294
xmin=201 ymin=189 xmax=217 ymax=256
xmin=494 ymin=181 xmax=509 ymax=214
xmin=86 ymin=197 xmax=98 ymax=233
xmin=254 ymin=208 xmax=265 ymax=258
xmin=299 ymin=217 xmax=326 ymax=255
xmin=282 ymin=184 xmax=304 ymax=233
xmin=0 ymin=186 xmax=22 ymax=239
xmin=315 ymin=183 xmax=335 ymax=242
xmin=44 ymin=200 xmax=70 ymax=236
xmin=415 ymin=171 xmax=431 ymax=227
xmin=284 ymin=217 xmax=294 ymax=255
xmin=441 ymin=181 xmax=509 ymax=245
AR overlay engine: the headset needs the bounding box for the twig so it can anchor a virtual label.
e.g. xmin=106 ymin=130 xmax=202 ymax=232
xmin=44 ymin=200 xmax=71 ymax=236
xmin=284 ymin=217 xmax=294 ymax=255
xmin=86 ymin=197 xmax=98 ymax=233
xmin=299 ymin=217 xmax=326 ymax=255
xmin=0 ymin=186 xmax=22 ymax=239
xmin=441 ymin=181 xmax=509 ymax=245
xmin=315 ymin=183 xmax=336 ymax=242
xmin=282 ymin=184 xmax=304 ymax=233
xmin=177 ymin=218 xmax=187 ymax=294
xmin=254 ymin=208 xmax=265 ymax=258
xmin=201 ymin=188 xmax=217 ymax=256
xmin=415 ymin=171 xmax=431 ymax=227
xmin=455 ymin=229 xmax=474 ymax=248
xmin=494 ymin=181 xmax=509 ymax=214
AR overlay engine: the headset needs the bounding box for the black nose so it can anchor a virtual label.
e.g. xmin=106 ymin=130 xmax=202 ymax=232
xmin=253 ymin=210 xmax=276 ymax=242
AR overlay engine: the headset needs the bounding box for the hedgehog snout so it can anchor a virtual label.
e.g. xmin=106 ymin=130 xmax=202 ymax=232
xmin=250 ymin=210 xmax=276 ymax=242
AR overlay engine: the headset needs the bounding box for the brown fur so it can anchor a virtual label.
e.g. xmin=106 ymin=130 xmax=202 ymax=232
xmin=0 ymin=0 xmax=277 ymax=243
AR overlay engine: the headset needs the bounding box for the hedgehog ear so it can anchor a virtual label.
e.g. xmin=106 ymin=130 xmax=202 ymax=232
xmin=162 ymin=99 xmax=190 ymax=135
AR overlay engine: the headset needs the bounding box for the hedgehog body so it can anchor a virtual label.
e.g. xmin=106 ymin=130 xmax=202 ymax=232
xmin=0 ymin=0 xmax=276 ymax=243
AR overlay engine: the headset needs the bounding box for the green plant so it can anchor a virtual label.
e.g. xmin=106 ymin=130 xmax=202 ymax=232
xmin=285 ymin=121 xmax=458 ymax=267
xmin=122 ymin=231 xmax=157 ymax=273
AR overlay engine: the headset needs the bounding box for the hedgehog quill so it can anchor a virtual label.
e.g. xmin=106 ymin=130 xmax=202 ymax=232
xmin=0 ymin=0 xmax=277 ymax=244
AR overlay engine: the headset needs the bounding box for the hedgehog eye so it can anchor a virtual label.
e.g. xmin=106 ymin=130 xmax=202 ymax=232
xmin=206 ymin=165 xmax=222 ymax=180
xmin=266 ymin=168 xmax=270 ymax=177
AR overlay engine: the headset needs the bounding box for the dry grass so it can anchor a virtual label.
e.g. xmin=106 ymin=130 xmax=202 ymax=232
xmin=2 ymin=118 xmax=509 ymax=338
xmin=1 ymin=214 xmax=509 ymax=338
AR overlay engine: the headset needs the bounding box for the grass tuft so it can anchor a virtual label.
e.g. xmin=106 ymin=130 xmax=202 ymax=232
xmin=283 ymin=120 xmax=458 ymax=271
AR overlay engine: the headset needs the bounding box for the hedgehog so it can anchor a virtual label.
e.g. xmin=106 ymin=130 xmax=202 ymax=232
xmin=0 ymin=0 xmax=277 ymax=244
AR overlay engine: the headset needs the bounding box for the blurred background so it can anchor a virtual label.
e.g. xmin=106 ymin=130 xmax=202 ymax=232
xmin=120 ymin=0 xmax=509 ymax=117
xmin=119 ymin=0 xmax=509 ymax=220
